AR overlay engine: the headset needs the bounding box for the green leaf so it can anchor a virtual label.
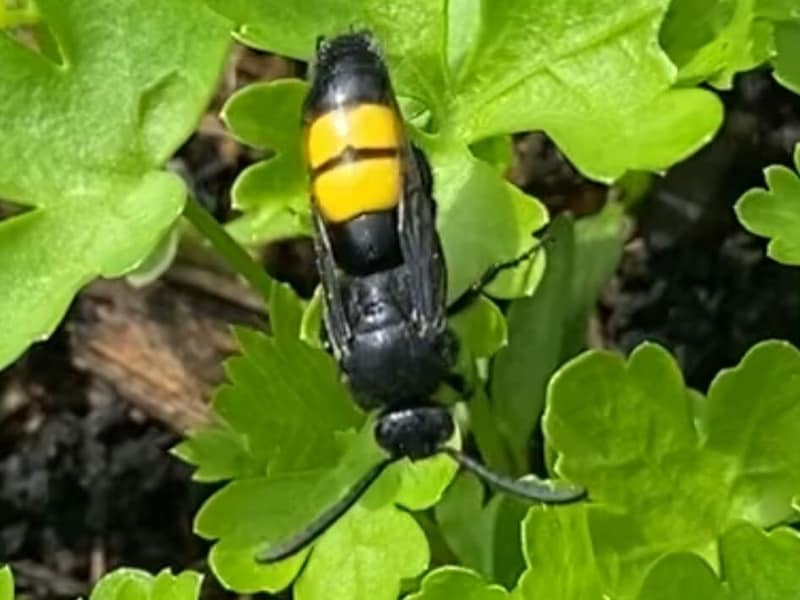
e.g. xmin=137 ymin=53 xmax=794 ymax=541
xmin=735 ymin=145 xmax=800 ymax=265
xmin=444 ymin=0 xmax=723 ymax=182
xmin=188 ymin=316 xmax=459 ymax=596
xmin=470 ymin=135 xmax=514 ymax=175
xmin=435 ymin=474 xmax=490 ymax=575
xmin=205 ymin=0 xmax=720 ymax=299
xmin=659 ymin=0 xmax=736 ymax=70
xmin=636 ymin=553 xmax=725 ymax=600
xmin=515 ymin=505 xmax=605 ymax=599
xmin=425 ymin=136 xmax=547 ymax=301
xmin=299 ymin=285 xmax=325 ymax=349
xmin=0 ymin=566 xmax=12 ymax=600
xmin=721 ymin=522 xmax=800 ymax=598
xmin=390 ymin=442 xmax=460 ymax=511
xmin=172 ymin=424 xmax=261 ymax=483
xmin=490 ymin=207 xmax=625 ymax=474
xmin=773 ymin=20 xmax=800 ymax=93
xmin=215 ymin=326 xmax=362 ymax=473
xmin=545 ymin=340 xmax=800 ymax=594
xmin=197 ymin=423 xmax=452 ymax=595
xmin=563 ymin=202 xmax=627 ymax=356
xmin=449 ymin=295 xmax=508 ymax=359
xmin=0 ymin=0 xmax=230 ymax=368
xmin=662 ymin=0 xmax=800 ymax=89
xmin=222 ymin=80 xmax=311 ymax=245
xmin=490 ymin=216 xmax=574 ymax=473
xmin=295 ymin=502 xmax=429 ymax=600
xmin=268 ymin=281 xmax=305 ymax=342
xmin=195 ymin=424 xmax=385 ymax=591
xmin=434 ymin=473 xmax=527 ymax=588
xmin=196 ymin=418 xmax=457 ymax=595
xmin=202 ymin=2 xmax=447 ymax=100
xmin=662 ymin=0 xmax=765 ymax=87
xmin=90 ymin=570 xmax=153 ymax=600
xmin=90 ymin=569 xmax=202 ymax=600
xmin=151 ymin=571 xmax=203 ymax=600
xmin=125 ymin=224 xmax=180 ymax=288
xmin=468 ymin=387 xmax=515 ymax=476
xmin=208 ymin=540 xmax=308 ymax=595
xmin=407 ymin=566 xmax=509 ymax=600
xmin=634 ymin=522 xmax=800 ymax=599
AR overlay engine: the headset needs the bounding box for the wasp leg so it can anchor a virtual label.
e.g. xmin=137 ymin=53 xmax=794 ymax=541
xmin=448 ymin=235 xmax=547 ymax=314
xmin=255 ymin=457 xmax=394 ymax=563
xmin=312 ymin=209 xmax=352 ymax=359
xmin=438 ymin=446 xmax=585 ymax=503
xmin=398 ymin=145 xmax=447 ymax=332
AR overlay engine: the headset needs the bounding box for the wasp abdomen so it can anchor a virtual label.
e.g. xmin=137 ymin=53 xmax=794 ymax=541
xmin=303 ymin=34 xmax=406 ymax=276
xmin=307 ymin=103 xmax=402 ymax=224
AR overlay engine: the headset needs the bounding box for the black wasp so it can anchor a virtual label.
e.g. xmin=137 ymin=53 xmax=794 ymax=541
xmin=256 ymin=31 xmax=585 ymax=563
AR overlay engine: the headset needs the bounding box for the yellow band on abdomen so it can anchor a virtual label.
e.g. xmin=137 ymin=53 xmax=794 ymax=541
xmin=307 ymin=104 xmax=400 ymax=169
xmin=313 ymin=157 xmax=401 ymax=223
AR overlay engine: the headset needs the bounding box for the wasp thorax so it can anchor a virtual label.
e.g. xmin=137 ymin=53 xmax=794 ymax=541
xmin=374 ymin=406 xmax=455 ymax=460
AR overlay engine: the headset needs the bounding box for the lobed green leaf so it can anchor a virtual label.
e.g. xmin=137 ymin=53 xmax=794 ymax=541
xmin=635 ymin=553 xmax=725 ymax=600
xmin=295 ymin=502 xmax=429 ymax=600
xmin=89 ymin=569 xmax=202 ymax=600
xmin=515 ymin=505 xmax=605 ymax=599
xmin=186 ymin=286 xmax=459 ymax=597
xmin=0 ymin=0 xmax=230 ymax=368
xmin=215 ymin=325 xmax=361 ymax=473
xmin=735 ymin=144 xmax=800 ymax=265
xmin=721 ymin=522 xmax=800 ymax=598
xmin=407 ymin=566 xmax=509 ymax=600
xmin=773 ymin=19 xmax=800 ymax=93
xmin=172 ymin=424 xmax=260 ymax=483
xmin=544 ymin=340 xmax=800 ymax=594
xmin=434 ymin=473 xmax=527 ymax=588
xmin=661 ymin=0 xmax=800 ymax=89
xmin=489 ymin=216 xmax=574 ymax=474
xmin=222 ymin=80 xmax=311 ymax=245
xmin=490 ymin=206 xmax=626 ymax=474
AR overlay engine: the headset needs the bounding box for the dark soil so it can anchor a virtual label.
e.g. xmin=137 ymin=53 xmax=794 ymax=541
xmin=0 ymin=332 xmax=203 ymax=597
xmin=1 ymin=46 xmax=799 ymax=600
xmin=605 ymin=71 xmax=800 ymax=387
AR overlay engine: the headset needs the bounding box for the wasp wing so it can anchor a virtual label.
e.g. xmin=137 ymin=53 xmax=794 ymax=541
xmin=310 ymin=207 xmax=352 ymax=360
xmin=397 ymin=145 xmax=447 ymax=333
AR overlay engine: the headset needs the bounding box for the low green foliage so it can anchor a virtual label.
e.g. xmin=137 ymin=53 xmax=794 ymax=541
xmin=2 ymin=0 xmax=800 ymax=598
xmin=735 ymin=144 xmax=800 ymax=265
xmin=0 ymin=0 xmax=230 ymax=368
xmin=660 ymin=0 xmax=800 ymax=89
xmin=490 ymin=206 xmax=626 ymax=475
xmin=543 ymin=340 xmax=800 ymax=596
xmin=406 ymin=567 xmax=509 ymax=600
xmin=0 ymin=567 xmax=203 ymax=600
xmin=774 ymin=19 xmax=800 ymax=93
xmin=434 ymin=473 xmax=527 ymax=588
xmin=89 ymin=570 xmax=203 ymax=600
xmin=184 ymin=310 xmax=800 ymax=598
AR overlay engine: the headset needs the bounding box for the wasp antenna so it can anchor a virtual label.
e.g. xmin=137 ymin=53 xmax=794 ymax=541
xmin=439 ymin=447 xmax=586 ymax=504
xmin=255 ymin=458 xmax=395 ymax=564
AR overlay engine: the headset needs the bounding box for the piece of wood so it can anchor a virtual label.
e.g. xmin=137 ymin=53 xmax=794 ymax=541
xmin=69 ymin=264 xmax=265 ymax=433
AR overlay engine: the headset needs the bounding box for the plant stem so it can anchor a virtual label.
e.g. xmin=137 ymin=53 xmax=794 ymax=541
xmin=183 ymin=196 xmax=273 ymax=301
